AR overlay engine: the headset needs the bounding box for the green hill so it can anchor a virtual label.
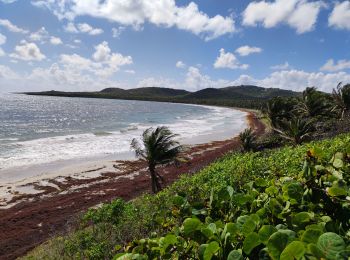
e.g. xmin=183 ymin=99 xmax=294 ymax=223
xmin=24 ymin=85 xmax=300 ymax=109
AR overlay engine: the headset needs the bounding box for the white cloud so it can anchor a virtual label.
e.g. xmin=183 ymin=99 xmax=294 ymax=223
xmin=320 ymin=59 xmax=350 ymax=72
xmin=10 ymin=41 xmax=45 ymax=61
xmin=112 ymin=26 xmax=125 ymax=38
xmin=235 ymin=45 xmax=262 ymax=56
xmin=77 ymin=23 xmax=103 ymax=35
xmin=176 ymin=61 xmax=186 ymax=68
xmin=0 ymin=33 xmax=6 ymax=57
xmin=64 ymin=22 xmax=103 ymax=35
xmin=64 ymin=22 xmax=78 ymax=33
xmin=214 ymin=48 xmax=249 ymax=70
xmin=29 ymin=27 xmax=49 ymax=42
xmin=0 ymin=0 xmax=18 ymax=3
xmin=124 ymin=69 xmax=135 ymax=74
xmin=329 ymin=1 xmax=350 ymax=30
xmin=0 ymin=33 xmax=6 ymax=45
xmin=0 ymin=19 xmax=28 ymax=33
xmin=270 ymin=62 xmax=292 ymax=70
xmin=0 ymin=65 xmax=18 ymax=80
xmin=242 ymin=0 xmax=325 ymax=34
xmin=59 ymin=41 xmax=133 ymax=78
xmin=33 ymin=0 xmax=235 ymax=40
xmin=230 ymin=70 xmax=350 ymax=93
xmin=50 ymin=36 xmax=63 ymax=45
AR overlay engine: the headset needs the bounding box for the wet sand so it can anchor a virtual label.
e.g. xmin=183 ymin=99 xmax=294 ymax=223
xmin=0 ymin=111 xmax=265 ymax=260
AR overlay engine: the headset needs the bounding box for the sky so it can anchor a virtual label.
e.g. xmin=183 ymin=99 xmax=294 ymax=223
xmin=0 ymin=0 xmax=350 ymax=93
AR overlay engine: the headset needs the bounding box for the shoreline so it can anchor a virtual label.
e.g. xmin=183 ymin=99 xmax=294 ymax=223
xmin=0 ymin=110 xmax=265 ymax=260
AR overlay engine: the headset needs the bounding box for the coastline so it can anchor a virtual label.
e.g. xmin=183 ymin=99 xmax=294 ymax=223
xmin=0 ymin=110 xmax=265 ymax=260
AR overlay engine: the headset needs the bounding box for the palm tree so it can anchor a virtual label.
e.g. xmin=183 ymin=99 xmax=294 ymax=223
xmin=274 ymin=117 xmax=313 ymax=145
xmin=264 ymin=97 xmax=297 ymax=128
xmin=131 ymin=126 xmax=183 ymax=193
xmin=332 ymin=83 xmax=350 ymax=119
xmin=296 ymin=87 xmax=331 ymax=118
xmin=239 ymin=128 xmax=257 ymax=152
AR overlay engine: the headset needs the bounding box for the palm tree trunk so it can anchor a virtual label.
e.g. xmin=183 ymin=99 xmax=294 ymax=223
xmin=149 ymin=165 xmax=157 ymax=193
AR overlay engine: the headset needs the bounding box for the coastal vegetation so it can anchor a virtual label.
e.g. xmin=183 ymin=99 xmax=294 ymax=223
xmin=131 ymin=126 xmax=183 ymax=193
xmin=24 ymin=133 xmax=350 ymax=259
xmin=22 ymin=83 xmax=350 ymax=259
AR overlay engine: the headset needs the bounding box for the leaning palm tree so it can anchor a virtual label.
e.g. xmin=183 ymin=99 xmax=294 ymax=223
xmin=264 ymin=97 xmax=297 ymax=128
xmin=131 ymin=126 xmax=183 ymax=193
xmin=274 ymin=117 xmax=313 ymax=145
xmin=295 ymin=87 xmax=331 ymax=118
xmin=239 ymin=128 xmax=257 ymax=152
xmin=332 ymin=82 xmax=350 ymax=119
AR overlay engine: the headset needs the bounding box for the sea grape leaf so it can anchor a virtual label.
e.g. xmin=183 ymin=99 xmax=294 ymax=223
xmin=333 ymin=158 xmax=344 ymax=169
xmin=227 ymin=249 xmax=243 ymax=260
xmin=203 ymin=241 xmax=220 ymax=260
xmin=282 ymin=181 xmax=303 ymax=204
xmin=258 ymin=225 xmax=277 ymax=244
xmin=243 ymin=232 xmax=261 ymax=255
xmin=242 ymin=218 xmax=257 ymax=236
xmin=255 ymin=178 xmax=268 ymax=187
xmin=327 ymin=186 xmax=348 ymax=197
xmin=292 ymin=212 xmax=312 ymax=228
xmin=267 ymin=230 xmax=296 ymax=260
xmin=159 ymin=234 xmax=177 ymax=252
xmin=317 ymin=232 xmax=346 ymax=260
xmin=280 ymin=241 xmax=305 ymax=260
xmin=308 ymin=243 xmax=325 ymax=259
xmin=301 ymin=229 xmax=323 ymax=244
xmin=183 ymin=218 xmax=202 ymax=236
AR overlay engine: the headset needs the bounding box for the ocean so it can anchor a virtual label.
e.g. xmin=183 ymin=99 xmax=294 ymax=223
xmin=0 ymin=93 xmax=247 ymax=174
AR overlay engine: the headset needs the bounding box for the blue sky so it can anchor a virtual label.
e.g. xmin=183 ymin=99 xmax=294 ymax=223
xmin=0 ymin=0 xmax=350 ymax=93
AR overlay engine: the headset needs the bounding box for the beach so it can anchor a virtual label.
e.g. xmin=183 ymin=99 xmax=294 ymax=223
xmin=0 ymin=108 xmax=264 ymax=259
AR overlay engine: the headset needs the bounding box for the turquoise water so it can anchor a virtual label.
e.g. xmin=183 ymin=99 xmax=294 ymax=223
xmin=0 ymin=93 xmax=247 ymax=171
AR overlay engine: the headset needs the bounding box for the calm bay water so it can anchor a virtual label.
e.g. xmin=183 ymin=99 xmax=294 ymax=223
xmin=0 ymin=93 xmax=247 ymax=172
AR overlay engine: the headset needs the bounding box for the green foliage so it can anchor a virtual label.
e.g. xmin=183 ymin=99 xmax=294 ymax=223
xmin=274 ymin=116 xmax=313 ymax=145
xmin=83 ymin=198 xmax=126 ymax=226
xmin=239 ymin=128 xmax=257 ymax=152
xmin=115 ymin=140 xmax=350 ymax=259
xmin=24 ymin=133 xmax=350 ymax=259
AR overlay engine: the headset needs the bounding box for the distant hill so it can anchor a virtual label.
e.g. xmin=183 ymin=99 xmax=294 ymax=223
xmin=24 ymin=85 xmax=300 ymax=109
xmin=101 ymin=87 xmax=190 ymax=97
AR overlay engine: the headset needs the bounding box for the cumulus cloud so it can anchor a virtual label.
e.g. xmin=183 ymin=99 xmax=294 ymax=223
xmin=58 ymin=41 xmax=133 ymax=78
xmin=112 ymin=26 xmax=125 ymax=38
xmin=32 ymin=0 xmax=235 ymax=40
xmin=0 ymin=33 xmax=6 ymax=57
xmin=0 ymin=42 xmax=132 ymax=92
xmin=64 ymin=22 xmax=103 ymax=35
xmin=230 ymin=70 xmax=350 ymax=93
xmin=176 ymin=61 xmax=186 ymax=69
xmin=242 ymin=0 xmax=325 ymax=34
xmin=235 ymin=45 xmax=262 ymax=56
xmin=320 ymin=59 xmax=350 ymax=72
xmin=270 ymin=62 xmax=292 ymax=70
xmin=0 ymin=19 xmax=28 ymax=33
xmin=50 ymin=36 xmax=63 ymax=45
xmin=0 ymin=33 xmax=6 ymax=45
xmin=214 ymin=48 xmax=248 ymax=70
xmin=10 ymin=41 xmax=46 ymax=61
xmin=329 ymin=1 xmax=350 ymax=30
